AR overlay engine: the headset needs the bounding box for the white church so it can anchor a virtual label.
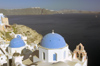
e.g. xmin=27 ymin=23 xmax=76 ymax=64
xmin=33 ymin=31 xmax=87 ymax=66
xmin=0 ymin=31 xmax=88 ymax=66
xmin=33 ymin=31 xmax=72 ymax=62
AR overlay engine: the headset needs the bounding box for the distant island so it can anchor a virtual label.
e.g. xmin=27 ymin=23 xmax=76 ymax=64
xmin=0 ymin=7 xmax=99 ymax=15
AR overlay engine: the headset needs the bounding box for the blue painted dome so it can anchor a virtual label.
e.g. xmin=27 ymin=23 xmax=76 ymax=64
xmin=40 ymin=33 xmax=66 ymax=49
xmin=9 ymin=37 xmax=25 ymax=48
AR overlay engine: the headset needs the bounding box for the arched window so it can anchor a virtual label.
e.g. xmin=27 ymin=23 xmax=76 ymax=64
xmin=77 ymin=52 xmax=79 ymax=58
xmin=79 ymin=45 xmax=81 ymax=50
xmin=43 ymin=52 xmax=45 ymax=60
xmin=9 ymin=59 xmax=12 ymax=66
xmin=80 ymin=53 xmax=83 ymax=59
xmin=64 ymin=51 xmax=66 ymax=59
xmin=53 ymin=53 xmax=57 ymax=61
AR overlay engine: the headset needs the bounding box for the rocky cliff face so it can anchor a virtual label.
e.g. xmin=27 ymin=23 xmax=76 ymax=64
xmin=0 ymin=8 xmax=99 ymax=15
xmin=58 ymin=10 xmax=100 ymax=14
xmin=0 ymin=24 xmax=43 ymax=44
xmin=0 ymin=8 xmax=58 ymax=15
xmin=12 ymin=24 xmax=43 ymax=44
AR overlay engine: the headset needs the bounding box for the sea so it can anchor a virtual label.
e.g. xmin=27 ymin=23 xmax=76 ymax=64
xmin=7 ymin=14 xmax=100 ymax=66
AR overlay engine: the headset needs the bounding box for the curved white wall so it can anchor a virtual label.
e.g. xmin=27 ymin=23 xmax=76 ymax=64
xmin=8 ymin=46 xmax=25 ymax=55
xmin=38 ymin=45 xmax=71 ymax=62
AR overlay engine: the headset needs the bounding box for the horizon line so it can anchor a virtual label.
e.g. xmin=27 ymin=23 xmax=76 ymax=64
xmin=0 ymin=7 xmax=100 ymax=12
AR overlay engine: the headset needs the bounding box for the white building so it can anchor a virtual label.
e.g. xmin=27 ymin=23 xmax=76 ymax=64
xmin=33 ymin=31 xmax=88 ymax=66
xmin=0 ymin=54 xmax=7 ymax=65
xmin=0 ymin=30 xmax=88 ymax=66
xmin=12 ymin=53 xmax=24 ymax=66
xmin=33 ymin=32 xmax=72 ymax=63
xmin=0 ymin=13 xmax=9 ymax=31
xmin=8 ymin=35 xmax=26 ymax=56
xmin=0 ymin=13 xmax=4 ymax=25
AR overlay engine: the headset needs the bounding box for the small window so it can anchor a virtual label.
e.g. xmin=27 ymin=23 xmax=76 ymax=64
xmin=53 ymin=53 xmax=57 ymax=61
xmin=80 ymin=53 xmax=83 ymax=59
xmin=64 ymin=51 xmax=66 ymax=59
xmin=77 ymin=52 xmax=79 ymax=58
xmin=79 ymin=45 xmax=81 ymax=50
xmin=43 ymin=52 xmax=45 ymax=60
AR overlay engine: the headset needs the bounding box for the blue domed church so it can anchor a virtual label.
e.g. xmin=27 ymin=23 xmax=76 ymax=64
xmin=33 ymin=31 xmax=72 ymax=62
xmin=8 ymin=35 xmax=26 ymax=55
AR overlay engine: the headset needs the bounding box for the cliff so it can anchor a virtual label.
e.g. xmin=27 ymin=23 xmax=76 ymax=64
xmin=0 ymin=8 xmax=58 ymax=15
xmin=0 ymin=24 xmax=43 ymax=44
xmin=58 ymin=10 xmax=100 ymax=14
xmin=0 ymin=8 xmax=99 ymax=15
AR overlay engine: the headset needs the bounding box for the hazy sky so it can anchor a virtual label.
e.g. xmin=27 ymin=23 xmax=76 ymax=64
xmin=0 ymin=0 xmax=100 ymax=11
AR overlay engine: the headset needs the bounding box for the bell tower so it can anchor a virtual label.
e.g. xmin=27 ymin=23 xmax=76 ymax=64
xmin=73 ymin=43 xmax=87 ymax=62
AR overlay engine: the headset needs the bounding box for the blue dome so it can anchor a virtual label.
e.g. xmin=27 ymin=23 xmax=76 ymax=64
xmin=17 ymin=35 xmax=22 ymax=39
xmin=9 ymin=37 xmax=25 ymax=48
xmin=40 ymin=33 xmax=66 ymax=49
